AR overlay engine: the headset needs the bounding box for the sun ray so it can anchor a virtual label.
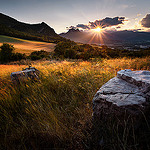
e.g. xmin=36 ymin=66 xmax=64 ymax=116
xmin=88 ymin=26 xmax=105 ymax=45
xmin=88 ymin=32 xmax=97 ymax=44
xmin=99 ymin=31 xmax=104 ymax=45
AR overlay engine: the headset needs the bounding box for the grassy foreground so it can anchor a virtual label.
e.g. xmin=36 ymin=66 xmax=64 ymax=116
xmin=0 ymin=57 xmax=150 ymax=149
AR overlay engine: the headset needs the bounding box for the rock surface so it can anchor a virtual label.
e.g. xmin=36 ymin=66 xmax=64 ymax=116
xmin=93 ymin=69 xmax=150 ymax=107
xmin=11 ymin=66 xmax=40 ymax=84
xmin=92 ymin=70 xmax=150 ymax=149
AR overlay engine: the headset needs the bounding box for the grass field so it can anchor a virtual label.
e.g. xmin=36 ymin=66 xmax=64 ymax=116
xmin=0 ymin=57 xmax=150 ymax=149
xmin=0 ymin=35 xmax=56 ymax=55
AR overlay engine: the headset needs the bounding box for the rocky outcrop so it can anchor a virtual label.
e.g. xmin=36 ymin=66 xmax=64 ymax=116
xmin=93 ymin=69 xmax=150 ymax=107
xmin=92 ymin=70 xmax=150 ymax=149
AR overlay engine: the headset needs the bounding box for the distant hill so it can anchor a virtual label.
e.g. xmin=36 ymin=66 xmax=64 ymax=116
xmin=0 ymin=13 xmax=63 ymax=43
xmin=60 ymin=28 xmax=82 ymax=41
xmin=60 ymin=28 xmax=150 ymax=46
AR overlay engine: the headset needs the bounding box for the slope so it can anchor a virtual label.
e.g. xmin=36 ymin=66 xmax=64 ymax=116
xmin=0 ymin=13 xmax=62 ymax=43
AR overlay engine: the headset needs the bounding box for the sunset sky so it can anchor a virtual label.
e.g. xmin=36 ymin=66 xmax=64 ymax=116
xmin=1 ymin=0 xmax=150 ymax=33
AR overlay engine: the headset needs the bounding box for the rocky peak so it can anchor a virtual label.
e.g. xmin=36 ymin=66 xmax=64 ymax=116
xmin=41 ymin=22 xmax=48 ymax=26
xmin=67 ymin=28 xmax=80 ymax=33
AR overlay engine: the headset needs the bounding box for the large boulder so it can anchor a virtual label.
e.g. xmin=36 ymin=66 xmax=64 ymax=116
xmin=92 ymin=70 xmax=150 ymax=150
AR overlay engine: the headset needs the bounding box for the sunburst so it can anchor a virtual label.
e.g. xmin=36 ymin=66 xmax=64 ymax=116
xmin=88 ymin=26 xmax=106 ymax=45
xmin=94 ymin=27 xmax=102 ymax=32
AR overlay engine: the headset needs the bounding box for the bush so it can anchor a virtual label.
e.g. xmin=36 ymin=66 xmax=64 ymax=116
xmin=54 ymin=41 xmax=76 ymax=56
xmin=29 ymin=50 xmax=50 ymax=60
xmin=0 ymin=43 xmax=14 ymax=63
xmin=11 ymin=53 xmax=26 ymax=61
xmin=64 ymin=49 xmax=77 ymax=59
xmin=0 ymin=43 xmax=27 ymax=63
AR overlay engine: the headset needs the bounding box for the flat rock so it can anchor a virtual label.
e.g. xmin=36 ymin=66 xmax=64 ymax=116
xmin=93 ymin=69 xmax=150 ymax=107
xmin=117 ymin=69 xmax=150 ymax=87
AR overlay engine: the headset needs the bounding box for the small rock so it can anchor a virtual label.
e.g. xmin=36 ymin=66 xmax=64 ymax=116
xmin=11 ymin=66 xmax=40 ymax=84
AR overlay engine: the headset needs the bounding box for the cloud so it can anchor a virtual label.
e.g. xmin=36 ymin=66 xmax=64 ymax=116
xmin=66 ymin=26 xmax=77 ymax=30
xmin=141 ymin=14 xmax=150 ymax=28
xmin=67 ymin=16 xmax=126 ymax=31
xmin=76 ymin=24 xmax=90 ymax=30
xmin=89 ymin=17 xmax=126 ymax=29
xmin=116 ymin=26 xmax=121 ymax=29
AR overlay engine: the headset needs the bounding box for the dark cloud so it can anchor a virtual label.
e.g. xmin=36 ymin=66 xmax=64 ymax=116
xmin=89 ymin=17 xmax=125 ymax=29
xmin=141 ymin=14 xmax=150 ymax=28
xmin=116 ymin=26 xmax=121 ymax=29
xmin=76 ymin=24 xmax=90 ymax=29
xmin=66 ymin=26 xmax=77 ymax=30
xmin=67 ymin=16 xmax=126 ymax=31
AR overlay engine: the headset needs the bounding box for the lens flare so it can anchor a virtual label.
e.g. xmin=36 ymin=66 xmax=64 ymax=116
xmin=94 ymin=27 xmax=102 ymax=32
xmin=88 ymin=26 xmax=106 ymax=45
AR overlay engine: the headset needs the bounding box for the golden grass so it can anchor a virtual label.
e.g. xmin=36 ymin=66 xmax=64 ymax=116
xmin=0 ymin=35 xmax=56 ymax=55
xmin=0 ymin=57 xmax=150 ymax=149
xmin=0 ymin=65 xmax=26 ymax=79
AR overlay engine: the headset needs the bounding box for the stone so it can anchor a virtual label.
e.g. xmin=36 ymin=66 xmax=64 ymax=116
xmin=11 ymin=66 xmax=40 ymax=84
xmin=92 ymin=70 xmax=150 ymax=149
xmin=93 ymin=69 xmax=150 ymax=107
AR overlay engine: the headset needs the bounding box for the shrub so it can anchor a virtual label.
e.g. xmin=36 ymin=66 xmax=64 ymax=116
xmin=11 ymin=53 xmax=26 ymax=61
xmin=0 ymin=43 xmax=27 ymax=63
xmin=29 ymin=50 xmax=50 ymax=60
xmin=0 ymin=43 xmax=14 ymax=63
xmin=54 ymin=41 xmax=76 ymax=56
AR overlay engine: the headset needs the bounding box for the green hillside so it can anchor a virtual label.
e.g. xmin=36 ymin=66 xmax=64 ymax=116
xmin=0 ymin=35 xmax=25 ymax=43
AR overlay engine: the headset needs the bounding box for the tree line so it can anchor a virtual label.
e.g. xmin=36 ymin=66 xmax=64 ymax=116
xmin=54 ymin=41 xmax=150 ymax=60
xmin=1 ymin=41 xmax=150 ymax=63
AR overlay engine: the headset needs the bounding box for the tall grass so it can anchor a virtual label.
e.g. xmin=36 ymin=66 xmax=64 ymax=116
xmin=0 ymin=57 xmax=150 ymax=149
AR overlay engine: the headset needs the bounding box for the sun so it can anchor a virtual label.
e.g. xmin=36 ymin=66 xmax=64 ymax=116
xmin=94 ymin=27 xmax=102 ymax=32
xmin=89 ymin=26 xmax=105 ymax=45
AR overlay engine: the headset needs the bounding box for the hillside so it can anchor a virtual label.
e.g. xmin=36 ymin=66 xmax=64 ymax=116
xmin=0 ymin=13 xmax=63 ymax=43
xmin=0 ymin=35 xmax=56 ymax=55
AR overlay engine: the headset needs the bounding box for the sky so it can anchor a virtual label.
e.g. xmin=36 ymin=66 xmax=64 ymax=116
xmin=0 ymin=0 xmax=150 ymax=33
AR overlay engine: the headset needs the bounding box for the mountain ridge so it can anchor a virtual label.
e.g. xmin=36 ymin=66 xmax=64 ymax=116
xmin=60 ymin=28 xmax=150 ymax=46
xmin=0 ymin=13 xmax=62 ymax=43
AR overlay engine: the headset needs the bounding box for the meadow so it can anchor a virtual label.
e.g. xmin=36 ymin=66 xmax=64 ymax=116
xmin=0 ymin=35 xmax=56 ymax=55
xmin=0 ymin=57 xmax=150 ymax=149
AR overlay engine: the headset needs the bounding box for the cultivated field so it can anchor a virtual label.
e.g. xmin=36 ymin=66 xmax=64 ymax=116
xmin=0 ymin=35 xmax=56 ymax=55
xmin=0 ymin=57 xmax=150 ymax=149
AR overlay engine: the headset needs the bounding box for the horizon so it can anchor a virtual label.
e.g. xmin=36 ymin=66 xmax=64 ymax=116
xmin=1 ymin=0 xmax=150 ymax=34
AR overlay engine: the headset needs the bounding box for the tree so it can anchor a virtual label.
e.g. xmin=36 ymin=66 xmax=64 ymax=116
xmin=29 ymin=50 xmax=50 ymax=60
xmin=54 ymin=41 xmax=76 ymax=56
xmin=0 ymin=43 xmax=15 ymax=63
xmin=64 ymin=48 xmax=77 ymax=59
